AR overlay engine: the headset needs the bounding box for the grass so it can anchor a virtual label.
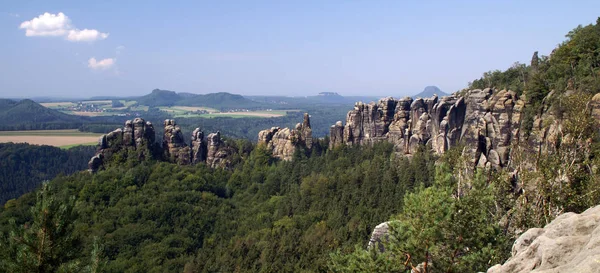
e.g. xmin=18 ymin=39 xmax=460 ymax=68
xmin=159 ymin=106 xmax=218 ymax=114
xmin=60 ymin=142 xmax=98 ymax=149
xmin=40 ymin=102 xmax=76 ymax=108
xmin=207 ymin=110 xmax=288 ymax=118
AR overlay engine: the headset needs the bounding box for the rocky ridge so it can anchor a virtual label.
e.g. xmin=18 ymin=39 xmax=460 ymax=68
xmin=88 ymin=118 xmax=233 ymax=172
xmin=258 ymin=113 xmax=313 ymax=161
xmin=329 ymin=88 xmax=600 ymax=171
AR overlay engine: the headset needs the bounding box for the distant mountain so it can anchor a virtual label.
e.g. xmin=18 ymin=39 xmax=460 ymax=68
xmin=135 ymin=89 xmax=263 ymax=110
xmin=0 ymin=99 xmax=86 ymax=129
xmin=413 ymin=86 xmax=448 ymax=98
xmin=136 ymin=89 xmax=182 ymax=107
xmin=181 ymin=92 xmax=262 ymax=109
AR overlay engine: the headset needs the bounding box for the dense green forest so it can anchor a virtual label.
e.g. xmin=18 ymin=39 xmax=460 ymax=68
xmin=0 ymin=143 xmax=95 ymax=205
xmin=0 ymin=142 xmax=441 ymax=272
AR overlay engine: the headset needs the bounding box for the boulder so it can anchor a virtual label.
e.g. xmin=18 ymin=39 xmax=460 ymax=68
xmin=487 ymin=205 xmax=600 ymax=273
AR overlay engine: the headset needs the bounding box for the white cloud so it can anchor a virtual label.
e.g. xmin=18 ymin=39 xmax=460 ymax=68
xmin=9 ymin=13 xmax=20 ymax=18
xmin=88 ymin=57 xmax=115 ymax=70
xmin=20 ymin=12 xmax=108 ymax=42
xmin=67 ymin=29 xmax=109 ymax=42
xmin=19 ymin=12 xmax=71 ymax=37
xmin=116 ymin=45 xmax=125 ymax=54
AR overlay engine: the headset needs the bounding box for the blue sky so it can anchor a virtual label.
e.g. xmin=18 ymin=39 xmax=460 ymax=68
xmin=1 ymin=1 xmax=599 ymax=98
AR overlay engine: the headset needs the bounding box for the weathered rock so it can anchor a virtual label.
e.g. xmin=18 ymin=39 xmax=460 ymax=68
xmin=163 ymin=119 xmax=190 ymax=165
xmin=589 ymin=93 xmax=600 ymax=127
xmin=487 ymin=205 xmax=600 ymax=273
xmin=88 ymin=118 xmax=231 ymax=172
xmin=329 ymin=121 xmax=344 ymax=149
xmin=367 ymin=221 xmax=392 ymax=252
xmin=88 ymin=118 xmax=157 ymax=172
xmin=87 ymin=154 xmax=103 ymax=173
xmin=328 ymin=88 xmax=585 ymax=173
xmin=191 ymin=128 xmax=207 ymax=164
xmin=206 ymin=131 xmax=232 ymax=168
xmin=258 ymin=113 xmax=313 ymax=161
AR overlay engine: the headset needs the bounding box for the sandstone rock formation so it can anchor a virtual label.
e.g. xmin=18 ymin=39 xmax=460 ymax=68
xmin=367 ymin=221 xmax=393 ymax=252
xmin=206 ymin=131 xmax=234 ymax=168
xmin=328 ymin=89 xmax=600 ymax=170
xmin=88 ymin=118 xmax=156 ymax=172
xmin=163 ymin=119 xmax=191 ymax=165
xmin=258 ymin=113 xmax=313 ymax=161
xmin=88 ymin=118 xmax=233 ymax=172
xmin=487 ymin=205 xmax=600 ymax=273
xmin=191 ymin=128 xmax=207 ymax=164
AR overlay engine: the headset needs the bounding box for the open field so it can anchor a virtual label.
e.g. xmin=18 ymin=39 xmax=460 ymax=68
xmin=82 ymin=100 xmax=112 ymax=104
xmin=40 ymin=102 xmax=76 ymax=108
xmin=0 ymin=129 xmax=102 ymax=147
xmin=197 ymin=110 xmax=295 ymax=118
xmin=159 ymin=106 xmax=218 ymax=114
xmin=67 ymin=111 xmax=110 ymax=116
xmin=209 ymin=110 xmax=288 ymax=118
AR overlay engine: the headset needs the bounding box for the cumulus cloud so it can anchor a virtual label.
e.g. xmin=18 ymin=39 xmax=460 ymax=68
xmin=67 ymin=29 xmax=109 ymax=42
xmin=19 ymin=12 xmax=71 ymax=37
xmin=88 ymin=57 xmax=115 ymax=70
xmin=20 ymin=12 xmax=108 ymax=42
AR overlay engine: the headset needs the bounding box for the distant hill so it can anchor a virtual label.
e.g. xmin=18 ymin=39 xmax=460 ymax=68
xmin=0 ymin=99 xmax=86 ymax=129
xmin=413 ymin=86 xmax=448 ymax=98
xmin=135 ymin=89 xmax=262 ymax=110
xmin=136 ymin=89 xmax=182 ymax=106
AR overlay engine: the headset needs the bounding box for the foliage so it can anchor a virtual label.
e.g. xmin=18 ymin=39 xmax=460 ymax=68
xmin=0 ymin=183 xmax=91 ymax=273
xmin=0 ymin=143 xmax=95 ymax=205
xmin=329 ymin=160 xmax=511 ymax=273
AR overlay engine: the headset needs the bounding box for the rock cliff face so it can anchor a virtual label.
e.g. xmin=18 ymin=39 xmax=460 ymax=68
xmin=206 ymin=131 xmax=234 ymax=168
xmin=258 ymin=113 xmax=313 ymax=161
xmin=329 ymin=88 xmax=598 ymax=170
xmin=487 ymin=205 xmax=600 ymax=273
xmin=88 ymin=118 xmax=233 ymax=172
xmin=88 ymin=118 xmax=157 ymax=172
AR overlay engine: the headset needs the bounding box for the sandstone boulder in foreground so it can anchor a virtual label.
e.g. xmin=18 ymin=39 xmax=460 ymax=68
xmin=487 ymin=205 xmax=600 ymax=273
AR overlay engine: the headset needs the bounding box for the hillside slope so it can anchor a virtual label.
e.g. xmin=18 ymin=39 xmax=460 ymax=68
xmin=136 ymin=89 xmax=263 ymax=109
xmin=0 ymin=99 xmax=86 ymax=130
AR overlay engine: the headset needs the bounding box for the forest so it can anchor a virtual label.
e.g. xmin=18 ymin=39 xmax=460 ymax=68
xmin=0 ymin=17 xmax=599 ymax=273
xmin=0 ymin=143 xmax=95 ymax=205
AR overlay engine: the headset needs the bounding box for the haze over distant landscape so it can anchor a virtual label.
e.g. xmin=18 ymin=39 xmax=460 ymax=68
xmin=1 ymin=1 xmax=600 ymax=98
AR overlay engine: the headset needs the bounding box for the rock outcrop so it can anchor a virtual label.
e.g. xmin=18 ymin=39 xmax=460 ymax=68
xmin=206 ymin=131 xmax=234 ymax=168
xmin=88 ymin=118 xmax=157 ymax=172
xmin=328 ymin=89 xmax=600 ymax=170
xmin=487 ymin=205 xmax=600 ymax=273
xmin=163 ymin=119 xmax=191 ymax=165
xmin=88 ymin=118 xmax=233 ymax=172
xmin=258 ymin=113 xmax=313 ymax=161
xmin=367 ymin=221 xmax=393 ymax=252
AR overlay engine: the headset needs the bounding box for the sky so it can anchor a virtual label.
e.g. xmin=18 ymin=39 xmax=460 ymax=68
xmin=1 ymin=1 xmax=599 ymax=98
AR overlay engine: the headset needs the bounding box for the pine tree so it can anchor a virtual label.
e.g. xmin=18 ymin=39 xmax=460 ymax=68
xmin=0 ymin=183 xmax=82 ymax=273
